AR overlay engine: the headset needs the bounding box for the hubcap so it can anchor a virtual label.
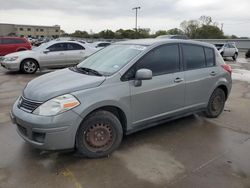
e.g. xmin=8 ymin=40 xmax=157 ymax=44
xmin=85 ymin=123 xmax=114 ymax=151
xmin=23 ymin=61 xmax=36 ymax=73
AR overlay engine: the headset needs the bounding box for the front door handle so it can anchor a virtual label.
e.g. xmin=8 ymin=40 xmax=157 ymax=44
xmin=174 ymin=78 xmax=184 ymax=83
xmin=210 ymin=71 xmax=217 ymax=76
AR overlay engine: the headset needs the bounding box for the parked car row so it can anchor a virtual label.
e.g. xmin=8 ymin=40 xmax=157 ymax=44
xmin=1 ymin=40 xmax=98 ymax=73
xmin=0 ymin=36 xmax=114 ymax=73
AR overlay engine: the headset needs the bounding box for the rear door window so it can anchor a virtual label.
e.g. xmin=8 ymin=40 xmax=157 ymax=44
xmin=67 ymin=43 xmax=85 ymax=50
xmin=182 ymin=44 xmax=206 ymax=70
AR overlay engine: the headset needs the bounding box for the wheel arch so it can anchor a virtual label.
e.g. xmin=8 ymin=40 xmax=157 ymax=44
xmin=79 ymin=105 xmax=128 ymax=134
xmin=20 ymin=58 xmax=40 ymax=69
xmin=17 ymin=48 xmax=28 ymax=52
xmin=217 ymin=84 xmax=229 ymax=100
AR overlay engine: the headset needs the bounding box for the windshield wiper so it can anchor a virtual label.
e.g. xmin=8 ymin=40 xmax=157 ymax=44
xmin=76 ymin=67 xmax=103 ymax=76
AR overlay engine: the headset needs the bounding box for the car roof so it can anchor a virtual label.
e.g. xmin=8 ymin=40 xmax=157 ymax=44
xmin=46 ymin=40 xmax=84 ymax=45
xmin=116 ymin=38 xmax=215 ymax=48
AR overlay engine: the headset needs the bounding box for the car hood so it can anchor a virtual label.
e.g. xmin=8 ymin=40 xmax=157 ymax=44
xmin=5 ymin=50 xmax=35 ymax=57
xmin=23 ymin=68 xmax=106 ymax=101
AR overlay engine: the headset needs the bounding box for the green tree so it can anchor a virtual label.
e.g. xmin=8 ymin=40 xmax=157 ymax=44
xmin=138 ymin=28 xmax=151 ymax=38
xmin=196 ymin=25 xmax=224 ymax=39
xmin=199 ymin=15 xmax=212 ymax=26
xmin=115 ymin=29 xmax=137 ymax=39
xmin=166 ymin=28 xmax=184 ymax=35
xmin=98 ymin=30 xmax=115 ymax=39
xmin=71 ymin=30 xmax=89 ymax=38
xmin=180 ymin=20 xmax=199 ymax=39
xmin=181 ymin=16 xmax=225 ymax=39
xmin=154 ymin=30 xmax=168 ymax=37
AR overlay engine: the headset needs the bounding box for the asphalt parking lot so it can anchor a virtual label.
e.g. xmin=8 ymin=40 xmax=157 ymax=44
xmin=0 ymin=56 xmax=250 ymax=188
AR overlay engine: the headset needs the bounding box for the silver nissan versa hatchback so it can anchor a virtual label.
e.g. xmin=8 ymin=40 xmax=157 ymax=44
xmin=10 ymin=39 xmax=232 ymax=158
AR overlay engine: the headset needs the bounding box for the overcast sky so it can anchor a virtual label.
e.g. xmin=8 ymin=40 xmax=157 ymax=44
xmin=0 ymin=0 xmax=250 ymax=37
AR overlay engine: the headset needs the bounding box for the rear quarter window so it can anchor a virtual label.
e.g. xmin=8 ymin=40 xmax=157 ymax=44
xmin=204 ymin=47 xmax=215 ymax=67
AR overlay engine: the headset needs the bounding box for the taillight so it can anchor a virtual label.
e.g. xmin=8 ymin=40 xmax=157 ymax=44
xmin=221 ymin=64 xmax=232 ymax=74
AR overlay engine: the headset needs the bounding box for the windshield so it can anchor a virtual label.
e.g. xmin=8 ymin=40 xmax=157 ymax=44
xmin=77 ymin=44 xmax=147 ymax=76
xmin=32 ymin=42 xmax=50 ymax=51
xmin=214 ymin=44 xmax=224 ymax=48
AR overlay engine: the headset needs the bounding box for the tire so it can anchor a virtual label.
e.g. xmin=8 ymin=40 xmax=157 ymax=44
xmin=76 ymin=110 xmax=123 ymax=158
xmin=20 ymin=59 xmax=38 ymax=74
xmin=232 ymin=53 xmax=238 ymax=61
xmin=205 ymin=88 xmax=226 ymax=118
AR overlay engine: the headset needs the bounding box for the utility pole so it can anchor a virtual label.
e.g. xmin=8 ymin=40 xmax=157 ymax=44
xmin=132 ymin=7 xmax=141 ymax=32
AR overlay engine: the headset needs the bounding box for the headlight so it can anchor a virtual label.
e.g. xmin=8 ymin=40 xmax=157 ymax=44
xmin=4 ymin=56 xmax=18 ymax=61
xmin=33 ymin=94 xmax=80 ymax=116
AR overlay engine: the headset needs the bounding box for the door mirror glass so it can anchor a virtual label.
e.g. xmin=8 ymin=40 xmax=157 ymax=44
xmin=135 ymin=69 xmax=152 ymax=80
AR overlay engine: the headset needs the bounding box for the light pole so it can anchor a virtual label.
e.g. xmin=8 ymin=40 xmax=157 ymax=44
xmin=132 ymin=6 xmax=141 ymax=32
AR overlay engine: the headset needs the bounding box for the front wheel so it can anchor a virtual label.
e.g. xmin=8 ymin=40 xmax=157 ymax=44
xmin=76 ymin=110 xmax=123 ymax=158
xmin=20 ymin=59 xmax=38 ymax=74
xmin=205 ymin=88 xmax=226 ymax=118
xmin=232 ymin=53 xmax=238 ymax=61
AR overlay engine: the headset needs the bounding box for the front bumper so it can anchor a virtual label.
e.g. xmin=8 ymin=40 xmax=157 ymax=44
xmin=1 ymin=60 xmax=20 ymax=71
xmin=10 ymin=100 xmax=83 ymax=150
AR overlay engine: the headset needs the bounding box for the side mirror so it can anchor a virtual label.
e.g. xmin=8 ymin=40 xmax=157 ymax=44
xmin=43 ymin=49 xmax=50 ymax=54
xmin=134 ymin=69 xmax=152 ymax=87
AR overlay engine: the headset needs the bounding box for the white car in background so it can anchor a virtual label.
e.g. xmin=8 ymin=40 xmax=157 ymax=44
xmin=214 ymin=43 xmax=239 ymax=60
xmin=1 ymin=41 xmax=97 ymax=74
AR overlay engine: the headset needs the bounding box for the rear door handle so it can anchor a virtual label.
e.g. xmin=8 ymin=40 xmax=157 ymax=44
xmin=174 ymin=78 xmax=184 ymax=83
xmin=210 ymin=71 xmax=217 ymax=76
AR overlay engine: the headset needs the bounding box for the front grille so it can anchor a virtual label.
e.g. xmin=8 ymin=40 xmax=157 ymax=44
xmin=18 ymin=97 xmax=42 ymax=113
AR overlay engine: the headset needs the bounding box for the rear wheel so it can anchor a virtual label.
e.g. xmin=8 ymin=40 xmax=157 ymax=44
xmin=20 ymin=59 xmax=38 ymax=74
xmin=205 ymin=88 xmax=226 ymax=118
xmin=76 ymin=110 xmax=123 ymax=158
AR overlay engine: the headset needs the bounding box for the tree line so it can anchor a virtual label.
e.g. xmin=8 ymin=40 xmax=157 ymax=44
xmin=61 ymin=16 xmax=247 ymax=39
